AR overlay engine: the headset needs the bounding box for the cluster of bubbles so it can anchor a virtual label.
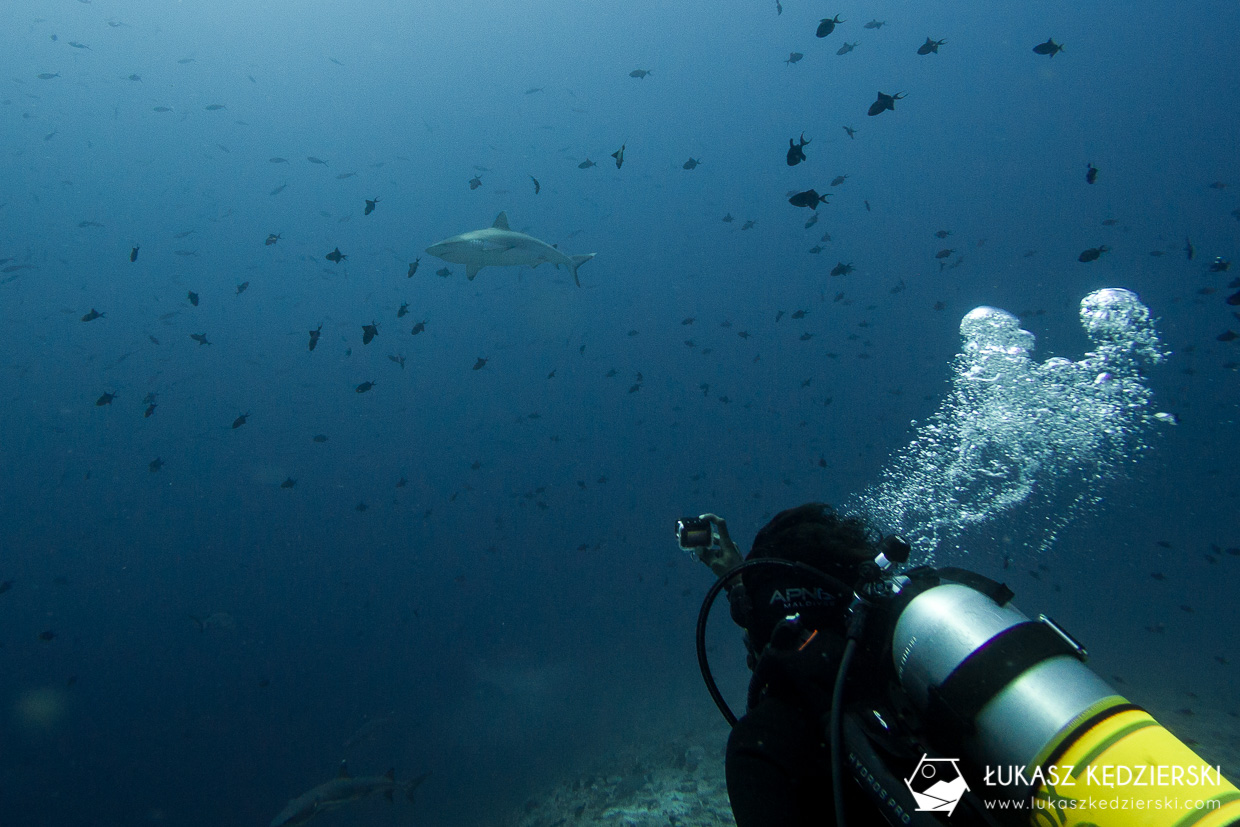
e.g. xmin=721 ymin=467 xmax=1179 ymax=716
xmin=850 ymin=288 xmax=1170 ymax=562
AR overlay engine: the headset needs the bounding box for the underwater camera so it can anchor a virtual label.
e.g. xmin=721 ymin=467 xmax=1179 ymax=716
xmin=689 ymin=515 xmax=1240 ymax=827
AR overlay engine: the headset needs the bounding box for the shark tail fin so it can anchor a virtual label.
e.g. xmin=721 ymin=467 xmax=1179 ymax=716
xmin=569 ymin=253 xmax=595 ymax=287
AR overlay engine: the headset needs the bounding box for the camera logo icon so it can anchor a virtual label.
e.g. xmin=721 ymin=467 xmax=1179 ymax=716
xmin=904 ymin=755 xmax=969 ymax=816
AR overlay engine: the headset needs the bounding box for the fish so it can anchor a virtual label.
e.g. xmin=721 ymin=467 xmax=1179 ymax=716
xmin=612 ymin=145 xmax=625 ymax=169
xmin=269 ymin=157 xmax=289 ymax=164
xmin=831 ymin=262 xmax=854 ymax=276
xmin=407 ymin=258 xmax=420 ymax=277
xmin=435 ymin=267 xmax=452 ymax=277
xmin=190 ymin=333 xmax=211 ymax=346
xmin=473 ymin=357 xmax=487 ymax=370
xmin=1032 ymin=38 xmax=1063 ymax=57
xmin=843 ymin=126 xmax=857 ymax=139
xmin=722 ymin=214 xmax=734 ymax=223
xmin=308 ymin=325 xmax=321 ymax=351
xmin=1078 ymin=245 xmax=1110 ymax=262
xmin=785 ymin=52 xmax=803 ymax=65
xmin=397 ymin=302 xmax=409 ymax=318
xmin=411 ymin=321 xmax=426 ymax=335
xmin=96 ymin=391 xmax=116 ymax=406
xmin=837 ymin=41 xmax=858 ymax=55
xmin=935 ymin=248 xmax=955 ymax=259
xmin=312 ymin=434 xmax=328 ymax=443
xmin=868 ymin=91 xmax=906 ymax=116
xmin=280 ymin=478 xmax=296 ymax=489
xmin=78 ymin=220 xmax=104 ymax=228
xmin=364 ymin=198 xmax=379 ymax=215
xmin=153 ymin=106 xmax=172 ymax=112
xmin=1086 ymin=163 xmax=1098 ymax=184
xmin=188 ymin=291 xmax=199 ymax=306
xmin=307 ymin=156 xmax=328 ymax=165
xmin=204 ymin=104 xmax=226 ymax=111
xmin=530 ymin=175 xmax=540 ymax=194
xmin=918 ymin=38 xmax=946 ymax=55
xmin=265 ymin=233 xmax=281 ymax=246
xmin=0 ymin=580 xmax=12 ymax=596
xmin=1184 ymin=237 xmax=1195 ymax=260
xmin=805 ymin=213 xmax=819 ymax=228
xmin=356 ymin=381 xmax=376 ymax=393
xmin=236 ymin=281 xmax=249 ymax=295
xmin=788 ymin=189 xmax=828 ymax=209
xmin=326 ymin=247 xmax=347 ymax=263
xmin=816 ymin=15 xmax=844 ymax=37
xmin=468 ymin=175 xmax=482 ymax=189
xmin=629 ymin=69 xmax=650 ymax=78
xmin=525 ymin=86 xmax=543 ymax=94
xmin=578 ymin=158 xmax=596 ymax=169
xmin=268 ymin=763 xmax=430 ymax=827
xmin=336 ymin=172 xmax=356 ymax=179
xmin=388 ymin=355 xmax=406 ymax=369
xmin=1209 ymin=258 xmax=1230 ymax=272
xmin=741 ymin=220 xmax=756 ymax=230
xmin=425 ymin=211 xmax=596 ymax=286
xmin=786 ymin=133 xmax=810 ymax=166
xmin=37 ymin=73 xmax=60 ymax=80
xmin=232 ymin=413 xmax=249 ymax=429
xmin=127 ymin=245 xmax=139 ymax=263
xmin=864 ymin=19 xmax=885 ymax=29
xmin=361 ymin=322 xmax=378 ymax=345
xmin=269 ymin=184 xmax=287 ymax=196
xmin=830 ymin=174 xmax=848 ymax=187
xmin=81 ymin=308 xmax=105 ymax=322
xmin=683 ymin=157 xmax=701 ymax=170
xmin=149 ymin=458 xmax=164 ymax=472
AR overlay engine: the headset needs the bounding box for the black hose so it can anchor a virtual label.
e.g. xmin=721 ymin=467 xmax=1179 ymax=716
xmin=830 ymin=637 xmax=858 ymax=827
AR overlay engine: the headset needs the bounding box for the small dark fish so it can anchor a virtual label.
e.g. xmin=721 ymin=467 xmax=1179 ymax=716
xmin=1086 ymin=163 xmax=1098 ymax=184
xmin=153 ymin=106 xmax=173 ymax=112
xmin=816 ymin=15 xmax=844 ymax=37
xmin=308 ymin=325 xmax=322 ymax=351
xmin=722 ymin=214 xmax=734 ymax=222
xmin=265 ymin=233 xmax=281 ymax=246
xmin=204 ymin=104 xmax=226 ymax=111
xmin=398 ymin=302 xmax=409 ymax=318
xmin=578 ymin=158 xmax=596 ymax=169
xmin=831 ymin=262 xmax=854 ymax=276
xmin=269 ymin=157 xmax=288 ymax=164
xmin=530 ymin=175 xmax=540 ymax=194
xmin=0 ymin=580 xmax=11 ymax=595
xmin=917 ymin=38 xmax=946 ymax=55
xmin=190 ymin=333 xmax=211 ymax=346
xmin=127 ymin=245 xmax=139 ymax=264
xmin=39 ymin=630 xmax=56 ymax=642
xmin=842 ymin=125 xmax=857 ymax=139
xmin=1228 ymin=290 xmax=1240 ymax=306
xmin=364 ymin=197 xmax=379 ymax=215
xmin=864 ymin=19 xmax=885 ymax=29
xmin=786 ymin=133 xmax=810 ymax=166
xmin=804 ymin=213 xmax=819 ymax=228
xmin=362 ymin=322 xmax=378 ymax=344
xmin=37 ymin=72 xmax=60 ymax=80
xmin=525 ymin=86 xmax=544 ymax=94
xmin=830 ymin=174 xmax=848 ymax=187
xmin=312 ymin=434 xmax=328 ymax=443
xmin=177 ymin=58 xmax=196 ymax=64
xmin=837 ymin=42 xmax=858 ymax=55
xmin=776 ymin=0 xmax=782 ymax=14
xmin=149 ymin=458 xmax=164 ymax=472
xmin=78 ymin=220 xmax=104 ymax=228
xmin=235 ymin=281 xmax=249 ymax=295
xmin=468 ymin=174 xmax=482 ymax=189
xmin=785 ymin=52 xmax=803 ymax=65
xmin=1209 ymin=181 xmax=1227 ymax=190
xmin=127 ymin=74 xmax=141 ymax=81
xmin=1032 ymin=38 xmax=1063 ymax=57
xmin=326 ymin=247 xmax=346 ymax=263
xmin=789 ymin=189 xmax=828 ymax=209
xmin=612 ymin=144 xmax=625 ymax=168
xmin=1217 ymin=330 xmax=1238 ymax=342
xmin=269 ymin=183 xmax=287 ymax=196
xmin=232 ymin=413 xmax=249 ymax=429
xmin=356 ymin=381 xmax=376 ymax=393
xmin=868 ymin=91 xmax=906 ymax=116
xmin=336 ymin=172 xmax=357 ymax=179
xmin=864 ymin=200 xmax=871 ymax=211
xmin=473 ymin=357 xmax=488 ymax=370
xmin=411 ymin=320 xmax=426 ymax=335
xmin=96 ymin=391 xmax=116 ymax=406
xmin=683 ymin=157 xmax=701 ymax=170
xmin=1101 ymin=218 xmax=1118 ymax=226
xmin=935 ymin=230 xmax=952 ymax=239
xmin=1078 ymin=245 xmax=1110 ymax=263
xmin=145 ymin=403 xmax=157 ymax=417
xmin=280 ymin=477 xmax=296 ymax=489
xmin=1184 ymin=237 xmax=1195 ymax=260
xmin=81 ymin=308 xmax=105 ymax=322
xmin=741 ymin=220 xmax=756 ymax=230
xmin=1210 ymin=257 xmax=1230 ymax=272
xmin=436 ymin=267 xmax=452 ymax=277
xmin=629 ymin=69 xmax=650 ymax=78
xmin=935 ymin=248 xmax=955 ymax=259
xmin=388 ymin=354 xmax=406 ymax=369
xmin=307 ymin=156 xmax=328 ymax=165
xmin=188 ymin=291 xmax=199 ymax=306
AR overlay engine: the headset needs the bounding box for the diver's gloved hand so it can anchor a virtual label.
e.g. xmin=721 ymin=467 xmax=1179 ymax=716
xmin=748 ymin=617 xmax=843 ymax=721
xmin=695 ymin=513 xmax=744 ymax=577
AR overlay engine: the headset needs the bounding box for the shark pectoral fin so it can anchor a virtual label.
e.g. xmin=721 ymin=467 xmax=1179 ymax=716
xmin=492 ymin=211 xmax=510 ymax=230
xmin=466 ymin=263 xmax=483 ymax=280
xmin=568 ymin=253 xmax=596 ymax=287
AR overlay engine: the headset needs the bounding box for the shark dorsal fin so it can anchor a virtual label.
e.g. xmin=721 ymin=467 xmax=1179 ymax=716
xmin=492 ymin=211 xmax=510 ymax=230
xmin=337 ymin=761 xmax=351 ymax=779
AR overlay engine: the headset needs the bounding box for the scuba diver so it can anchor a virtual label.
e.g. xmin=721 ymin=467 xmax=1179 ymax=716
xmin=680 ymin=503 xmax=1240 ymax=827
